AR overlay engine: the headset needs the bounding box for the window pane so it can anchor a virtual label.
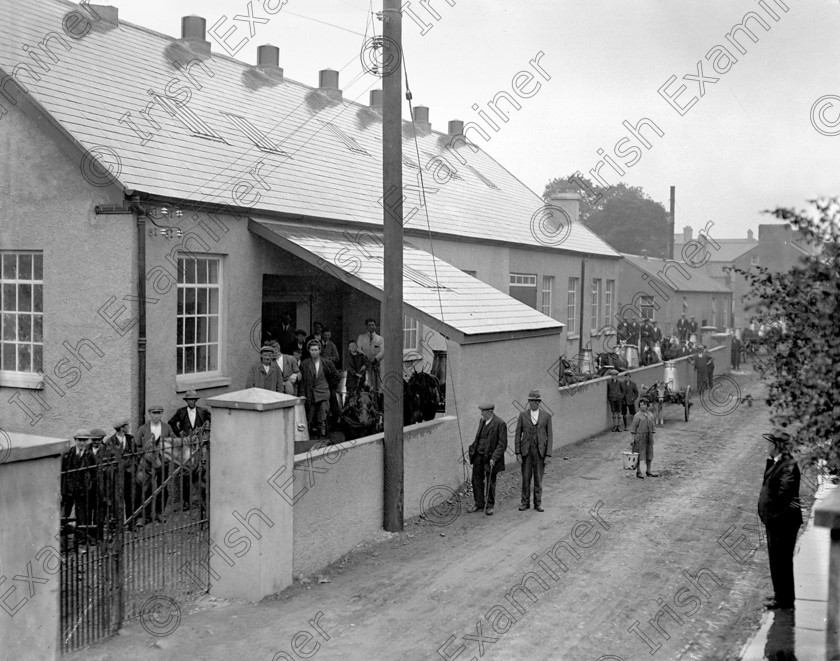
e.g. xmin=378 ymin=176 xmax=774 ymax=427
xmin=196 ymin=260 xmax=207 ymax=284
xmin=196 ymin=344 xmax=207 ymax=372
xmin=19 ymin=284 xmax=31 ymax=311
xmin=18 ymin=315 xmax=31 ymax=342
xmin=33 ymin=315 xmax=42 ymax=342
xmin=208 ymin=317 xmax=218 ymax=342
xmin=177 ymin=287 xmax=184 ymax=315
xmin=208 ymin=344 xmax=218 ymax=371
xmin=185 ymin=288 xmax=195 ymax=315
xmin=177 ymin=258 xmax=185 ymax=283
xmin=197 ymin=316 xmax=207 ymax=343
xmin=18 ymin=344 xmax=31 ymax=372
xmin=196 ymin=288 xmax=207 ymax=314
xmin=185 ymin=317 xmax=195 ymax=344
xmin=183 ymin=258 xmax=195 ymax=284
xmin=176 ymin=318 xmax=184 ymax=344
xmin=19 ymin=254 xmax=32 ymax=279
xmin=2 ymin=343 xmax=15 ymax=369
xmin=177 ymin=346 xmax=183 ymax=373
xmin=208 ymin=289 xmax=219 ymax=314
xmin=33 ymin=254 xmax=42 ymax=280
xmin=2 ymin=284 xmax=15 ymax=311
xmin=185 ymin=346 xmax=195 ymax=374
xmin=2 ymin=314 xmax=14 ymax=340
xmin=33 ymin=284 xmax=42 ymax=313
xmin=208 ymin=260 xmax=218 ymax=283
xmin=2 ymin=254 xmax=16 ymax=279
xmin=33 ymin=344 xmax=42 ymax=371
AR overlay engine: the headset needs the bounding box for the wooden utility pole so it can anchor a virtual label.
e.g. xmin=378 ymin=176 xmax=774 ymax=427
xmin=669 ymin=186 xmax=676 ymax=260
xmin=382 ymin=0 xmax=404 ymax=532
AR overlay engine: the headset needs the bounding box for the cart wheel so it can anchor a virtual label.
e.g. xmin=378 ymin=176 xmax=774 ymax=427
xmin=684 ymin=385 xmax=691 ymax=421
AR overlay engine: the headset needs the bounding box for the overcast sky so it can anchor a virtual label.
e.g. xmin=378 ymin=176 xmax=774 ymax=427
xmin=98 ymin=0 xmax=840 ymax=240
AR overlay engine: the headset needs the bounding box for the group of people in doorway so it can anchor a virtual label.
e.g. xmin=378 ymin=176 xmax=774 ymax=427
xmin=61 ymin=392 xmax=211 ymax=545
xmin=247 ymin=317 xmax=385 ymax=439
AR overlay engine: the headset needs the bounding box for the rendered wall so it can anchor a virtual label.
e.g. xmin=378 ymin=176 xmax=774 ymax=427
xmin=292 ymin=416 xmax=460 ymax=576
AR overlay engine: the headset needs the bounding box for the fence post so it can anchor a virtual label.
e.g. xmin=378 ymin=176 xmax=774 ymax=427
xmin=815 ymin=488 xmax=840 ymax=658
xmin=204 ymin=389 xmax=299 ymax=601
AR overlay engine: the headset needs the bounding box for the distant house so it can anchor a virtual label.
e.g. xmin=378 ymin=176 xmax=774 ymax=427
xmin=0 ymin=1 xmax=620 ymax=439
xmin=674 ymin=224 xmax=819 ymax=328
xmin=617 ymin=253 xmax=732 ymax=337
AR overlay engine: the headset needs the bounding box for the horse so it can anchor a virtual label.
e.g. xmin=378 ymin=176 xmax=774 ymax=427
xmin=643 ymin=382 xmax=668 ymax=425
xmin=340 ymin=389 xmax=382 ymax=441
xmin=405 ymin=371 xmax=441 ymax=423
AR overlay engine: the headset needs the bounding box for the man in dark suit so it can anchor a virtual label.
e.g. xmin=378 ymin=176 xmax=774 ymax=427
xmin=246 ymin=345 xmax=283 ymax=392
xmin=688 ymin=315 xmax=699 ymax=342
xmin=676 ymin=313 xmax=689 ymax=342
xmin=621 ymin=373 xmax=639 ymax=430
xmin=616 ymin=314 xmax=631 ymax=344
xmin=277 ymin=314 xmax=296 ymax=353
xmin=515 ymin=390 xmax=553 ymax=512
xmin=270 ymin=341 xmax=302 ymax=396
xmin=640 ymin=318 xmax=654 ymax=355
xmin=61 ymin=429 xmax=97 ymax=546
xmin=300 ymin=340 xmax=340 ymax=439
xmin=758 ymin=430 xmax=803 ymax=610
xmin=468 ymin=403 xmax=507 ymax=515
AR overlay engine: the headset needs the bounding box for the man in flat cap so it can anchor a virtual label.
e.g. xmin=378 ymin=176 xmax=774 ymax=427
xmin=246 ymin=345 xmax=283 ymax=392
xmin=758 ymin=430 xmax=803 ymax=609
xmin=137 ymin=405 xmax=174 ymax=524
xmin=167 ymin=390 xmax=211 ymax=511
xmin=515 ymin=390 xmax=553 ymax=512
xmin=468 ymin=403 xmax=507 ymax=515
xmin=102 ymin=419 xmax=138 ymax=526
xmin=607 ymin=369 xmax=623 ymax=432
xmin=300 ymin=339 xmax=340 ymax=439
xmin=61 ymin=429 xmax=97 ymax=546
xmin=621 ymin=372 xmax=639 ymax=431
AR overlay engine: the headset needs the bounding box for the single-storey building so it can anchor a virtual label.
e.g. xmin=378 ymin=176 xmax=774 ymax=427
xmin=1 ymin=0 xmax=620 ymax=445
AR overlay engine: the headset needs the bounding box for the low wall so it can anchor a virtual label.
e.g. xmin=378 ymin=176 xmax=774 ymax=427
xmin=0 ymin=432 xmax=69 ymax=661
xmin=293 ymin=416 xmax=461 ymax=575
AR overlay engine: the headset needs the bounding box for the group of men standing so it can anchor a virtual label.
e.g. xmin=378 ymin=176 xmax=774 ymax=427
xmin=60 ymin=392 xmax=211 ymax=545
xmin=467 ymin=389 xmax=553 ymax=515
xmin=246 ymin=318 xmax=385 ymax=439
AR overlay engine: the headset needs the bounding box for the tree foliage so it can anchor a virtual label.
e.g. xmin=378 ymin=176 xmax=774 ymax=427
xmin=543 ymin=175 xmax=671 ymax=256
xmin=732 ymin=197 xmax=840 ymax=469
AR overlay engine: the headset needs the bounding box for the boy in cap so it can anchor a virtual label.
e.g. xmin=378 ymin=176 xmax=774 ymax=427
xmin=137 ymin=405 xmax=174 ymax=524
xmin=467 ymin=403 xmax=507 ymax=515
xmin=629 ymin=398 xmax=657 ymax=479
xmin=607 ymin=369 xmax=623 ymax=431
xmin=245 ymin=345 xmax=283 ymax=392
xmin=300 ymin=339 xmax=340 ymax=439
xmin=514 ymin=390 xmax=553 ymax=512
xmin=621 ymin=372 xmax=639 ymax=430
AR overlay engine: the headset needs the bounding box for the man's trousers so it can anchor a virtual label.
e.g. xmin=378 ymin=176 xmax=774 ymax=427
xmin=520 ymin=449 xmax=545 ymax=508
xmin=472 ymin=457 xmax=498 ymax=508
xmin=766 ymin=521 xmax=800 ymax=607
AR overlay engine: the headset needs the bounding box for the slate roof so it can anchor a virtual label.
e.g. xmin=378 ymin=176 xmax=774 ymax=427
xmin=673 ymin=238 xmax=759 ymax=262
xmin=621 ymin=254 xmax=732 ymax=294
xmin=0 ymin=0 xmax=619 ymax=258
xmin=250 ymin=220 xmax=564 ymax=342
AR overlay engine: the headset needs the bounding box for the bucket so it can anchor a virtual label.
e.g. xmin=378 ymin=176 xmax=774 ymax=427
xmin=622 ymin=451 xmax=639 ymax=470
xmin=663 ymin=361 xmax=679 ymax=391
xmin=624 ymin=344 xmax=639 ymax=368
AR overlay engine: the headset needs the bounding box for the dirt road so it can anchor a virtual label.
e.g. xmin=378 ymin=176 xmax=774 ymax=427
xmin=72 ymin=371 xmax=811 ymax=661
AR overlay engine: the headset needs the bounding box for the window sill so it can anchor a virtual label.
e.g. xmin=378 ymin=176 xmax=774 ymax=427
xmin=567 ymin=334 xmax=580 ymax=341
xmin=0 ymin=372 xmax=43 ymax=389
xmin=175 ymin=375 xmax=232 ymax=392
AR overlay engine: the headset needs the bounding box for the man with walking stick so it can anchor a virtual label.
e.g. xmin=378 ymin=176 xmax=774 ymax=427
xmin=468 ymin=403 xmax=507 ymax=516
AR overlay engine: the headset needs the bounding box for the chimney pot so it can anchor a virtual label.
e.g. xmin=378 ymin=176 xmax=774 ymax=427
xmin=448 ymin=119 xmax=464 ymax=137
xmin=549 ymin=191 xmax=580 ymax=223
xmin=369 ymin=89 xmax=383 ymax=109
xmin=257 ymin=44 xmax=279 ymax=67
xmin=318 ymin=69 xmax=342 ymax=101
xmin=747 ymin=229 xmax=754 ymax=241
xmin=87 ymin=4 xmax=119 ymax=25
xmin=181 ymin=15 xmax=206 ymax=40
xmin=413 ymin=106 xmax=430 ymax=124
xmin=683 ymin=225 xmax=693 ymax=242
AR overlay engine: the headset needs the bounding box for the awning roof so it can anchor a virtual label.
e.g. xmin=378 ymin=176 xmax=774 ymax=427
xmin=250 ymin=219 xmax=564 ymax=345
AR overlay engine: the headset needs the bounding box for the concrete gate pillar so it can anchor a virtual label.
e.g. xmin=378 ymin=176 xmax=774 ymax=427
xmin=205 ymin=388 xmax=298 ymax=601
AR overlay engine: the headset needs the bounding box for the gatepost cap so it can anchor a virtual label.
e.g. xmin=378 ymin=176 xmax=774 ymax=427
xmin=527 ymin=389 xmax=541 ymax=401
xmin=478 ymin=403 xmax=495 ymax=411
xmin=182 ymin=389 xmax=199 ymax=400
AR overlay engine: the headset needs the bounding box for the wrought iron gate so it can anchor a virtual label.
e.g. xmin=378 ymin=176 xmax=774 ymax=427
xmin=59 ymin=429 xmax=210 ymax=653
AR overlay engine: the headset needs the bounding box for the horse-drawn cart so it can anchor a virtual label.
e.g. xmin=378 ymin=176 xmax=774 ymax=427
xmin=641 ymin=381 xmax=692 ymax=424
